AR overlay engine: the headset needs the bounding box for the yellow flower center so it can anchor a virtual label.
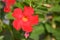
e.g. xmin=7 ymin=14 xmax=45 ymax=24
xmin=22 ymin=16 xmax=28 ymax=22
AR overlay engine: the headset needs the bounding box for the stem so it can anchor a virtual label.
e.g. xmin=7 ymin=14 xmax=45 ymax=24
xmin=30 ymin=1 xmax=31 ymax=7
xmin=7 ymin=26 xmax=14 ymax=40
xmin=10 ymin=29 xmax=14 ymax=40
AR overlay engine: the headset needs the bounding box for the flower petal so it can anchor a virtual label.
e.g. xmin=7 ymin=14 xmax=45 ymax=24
xmin=22 ymin=21 xmax=33 ymax=32
xmin=12 ymin=19 xmax=21 ymax=31
xmin=23 ymin=6 xmax=34 ymax=16
xmin=4 ymin=6 xmax=10 ymax=13
xmin=12 ymin=8 xmax=23 ymax=19
xmin=4 ymin=0 xmax=16 ymax=5
xmin=29 ymin=15 xmax=38 ymax=25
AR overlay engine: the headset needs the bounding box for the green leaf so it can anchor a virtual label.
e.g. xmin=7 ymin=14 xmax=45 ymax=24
xmin=14 ymin=2 xmax=23 ymax=9
xmin=30 ymin=23 xmax=45 ymax=40
xmin=45 ymin=22 xmax=56 ymax=33
xmin=54 ymin=16 xmax=60 ymax=21
xmin=50 ymin=5 xmax=60 ymax=12
xmin=6 ymin=12 xmax=14 ymax=19
xmin=53 ymin=28 xmax=60 ymax=40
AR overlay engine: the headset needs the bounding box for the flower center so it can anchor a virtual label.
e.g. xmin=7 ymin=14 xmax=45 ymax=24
xmin=22 ymin=16 xmax=28 ymax=22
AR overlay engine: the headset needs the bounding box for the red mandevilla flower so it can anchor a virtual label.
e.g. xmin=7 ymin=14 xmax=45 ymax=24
xmin=12 ymin=6 xmax=38 ymax=32
xmin=3 ymin=0 xmax=16 ymax=6
xmin=4 ymin=6 xmax=10 ymax=13
xmin=3 ymin=0 xmax=16 ymax=12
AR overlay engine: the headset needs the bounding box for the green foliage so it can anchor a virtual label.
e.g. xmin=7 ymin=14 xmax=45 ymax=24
xmin=30 ymin=24 xmax=45 ymax=40
xmin=0 ymin=0 xmax=60 ymax=40
xmin=6 ymin=12 xmax=14 ymax=19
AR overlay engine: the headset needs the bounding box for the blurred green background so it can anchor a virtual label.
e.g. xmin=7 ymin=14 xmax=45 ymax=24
xmin=0 ymin=0 xmax=60 ymax=40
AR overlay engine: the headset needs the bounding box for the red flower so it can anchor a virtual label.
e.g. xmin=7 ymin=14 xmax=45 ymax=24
xmin=3 ymin=0 xmax=16 ymax=12
xmin=12 ymin=6 xmax=38 ymax=32
xmin=3 ymin=0 xmax=16 ymax=6
xmin=4 ymin=6 xmax=10 ymax=13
